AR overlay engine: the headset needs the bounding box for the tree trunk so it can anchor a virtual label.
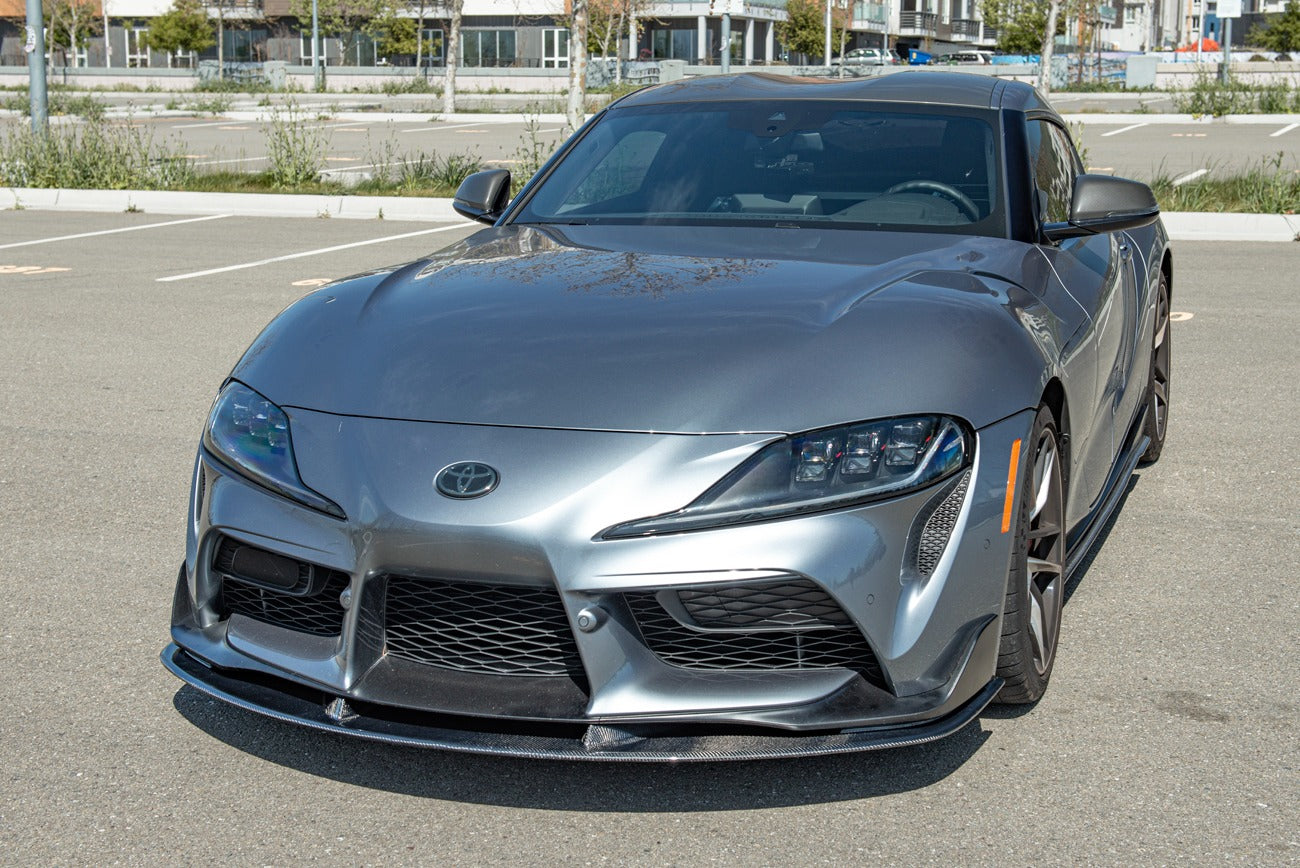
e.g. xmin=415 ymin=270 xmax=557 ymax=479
xmin=567 ymin=0 xmax=588 ymax=130
xmin=1038 ymin=0 xmax=1059 ymax=93
xmin=217 ymin=4 xmax=225 ymax=79
xmin=415 ymin=0 xmax=424 ymax=71
xmin=443 ymin=1 xmax=461 ymax=114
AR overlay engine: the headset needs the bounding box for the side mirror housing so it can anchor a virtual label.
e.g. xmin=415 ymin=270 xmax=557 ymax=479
xmin=1044 ymin=174 xmax=1159 ymax=241
xmin=453 ymin=169 xmax=512 ymax=225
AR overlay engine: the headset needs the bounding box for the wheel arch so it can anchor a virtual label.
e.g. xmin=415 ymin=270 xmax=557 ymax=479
xmin=1040 ymin=377 xmax=1070 ymax=495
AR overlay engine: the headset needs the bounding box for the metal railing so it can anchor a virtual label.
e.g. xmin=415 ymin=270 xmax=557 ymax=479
xmin=899 ymin=11 xmax=938 ymax=32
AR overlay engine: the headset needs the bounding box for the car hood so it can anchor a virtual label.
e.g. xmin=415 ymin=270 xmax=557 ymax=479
xmin=232 ymin=224 xmax=1077 ymax=434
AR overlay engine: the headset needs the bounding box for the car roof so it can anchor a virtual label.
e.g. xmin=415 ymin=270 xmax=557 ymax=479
xmin=614 ymin=71 xmax=1054 ymax=114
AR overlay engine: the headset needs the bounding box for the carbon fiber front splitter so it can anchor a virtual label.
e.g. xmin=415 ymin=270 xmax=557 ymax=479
xmin=162 ymin=643 xmax=1002 ymax=762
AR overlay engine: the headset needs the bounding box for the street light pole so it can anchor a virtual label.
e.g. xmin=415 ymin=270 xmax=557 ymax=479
xmin=24 ymin=0 xmax=47 ymax=135
xmin=312 ymin=0 xmax=323 ymax=91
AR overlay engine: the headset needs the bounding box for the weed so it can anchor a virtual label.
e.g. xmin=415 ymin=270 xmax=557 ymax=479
xmin=0 ymin=115 xmax=196 ymax=190
xmin=1149 ymin=153 xmax=1300 ymax=213
xmin=509 ymin=111 xmax=552 ymax=194
xmin=265 ymin=101 xmax=329 ymax=187
xmin=1171 ymin=71 xmax=1298 ymax=116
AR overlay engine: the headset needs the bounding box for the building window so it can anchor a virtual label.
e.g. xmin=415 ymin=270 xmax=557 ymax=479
xmin=543 ymin=28 xmax=569 ymax=68
xmin=127 ymin=28 xmax=149 ymax=67
xmin=463 ymin=30 xmax=517 ymax=67
xmin=421 ymin=28 xmax=444 ymax=64
xmin=651 ymin=28 xmax=696 ymax=60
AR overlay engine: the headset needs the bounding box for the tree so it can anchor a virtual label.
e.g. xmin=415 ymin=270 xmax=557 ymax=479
xmin=368 ymin=9 xmax=415 ymax=58
xmin=775 ymin=0 xmax=846 ymax=61
xmin=143 ymin=0 xmax=214 ymax=63
xmin=442 ymin=0 xmax=463 ymax=112
xmin=290 ymin=0 xmax=387 ymax=65
xmin=1249 ymin=0 xmax=1300 ymax=53
xmin=982 ymin=0 xmax=1052 ymax=54
xmin=43 ymin=0 xmax=101 ymax=67
xmin=567 ymin=0 xmax=589 ymax=130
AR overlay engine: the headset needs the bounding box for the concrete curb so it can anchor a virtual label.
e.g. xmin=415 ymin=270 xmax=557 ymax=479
xmin=2 ymin=187 xmax=462 ymax=222
xmin=1061 ymin=113 xmax=1300 ymax=124
xmin=4 ymin=188 xmax=1296 ymax=240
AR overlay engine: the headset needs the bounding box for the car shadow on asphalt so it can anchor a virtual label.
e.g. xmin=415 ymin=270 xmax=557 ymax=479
xmin=172 ymin=687 xmax=991 ymax=809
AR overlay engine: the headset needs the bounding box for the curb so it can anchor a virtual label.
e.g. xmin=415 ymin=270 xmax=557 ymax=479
xmin=1061 ymin=113 xmax=1300 ymax=124
xmin=4 ymin=187 xmax=1296 ymax=241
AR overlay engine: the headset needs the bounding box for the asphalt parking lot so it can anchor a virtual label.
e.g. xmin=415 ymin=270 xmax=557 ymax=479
xmin=0 ymin=210 xmax=1296 ymax=863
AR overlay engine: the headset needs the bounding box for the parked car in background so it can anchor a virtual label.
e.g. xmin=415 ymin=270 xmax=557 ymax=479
xmin=833 ymin=47 xmax=903 ymax=65
xmin=933 ymin=50 xmax=994 ymax=65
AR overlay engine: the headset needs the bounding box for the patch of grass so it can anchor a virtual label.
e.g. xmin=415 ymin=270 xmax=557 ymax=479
xmin=1150 ymin=154 xmax=1300 ymax=214
xmin=1 ymin=89 xmax=106 ymax=119
xmin=0 ymin=116 xmax=195 ymax=189
xmin=1172 ymin=72 xmax=1300 ymax=116
xmin=380 ymin=77 xmax=442 ymax=95
xmin=166 ymin=94 xmax=234 ymax=115
xmin=194 ymin=78 xmax=275 ymax=95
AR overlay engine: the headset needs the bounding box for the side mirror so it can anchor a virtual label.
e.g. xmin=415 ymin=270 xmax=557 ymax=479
xmin=453 ymin=169 xmax=512 ymax=225
xmin=1044 ymin=174 xmax=1159 ymax=241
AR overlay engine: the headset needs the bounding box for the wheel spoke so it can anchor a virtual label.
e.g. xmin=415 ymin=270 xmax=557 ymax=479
xmin=1027 ymin=522 xmax=1061 ymax=541
xmin=1031 ymin=442 xmax=1056 ymax=520
xmin=1028 ymin=591 xmax=1046 ymax=665
xmin=1027 ymin=555 xmax=1063 ymax=575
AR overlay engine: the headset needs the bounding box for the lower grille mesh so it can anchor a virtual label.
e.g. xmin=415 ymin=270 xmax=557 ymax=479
xmin=625 ymin=590 xmax=883 ymax=686
xmin=384 ymin=577 xmax=585 ymax=679
xmin=220 ymin=573 xmax=350 ymax=637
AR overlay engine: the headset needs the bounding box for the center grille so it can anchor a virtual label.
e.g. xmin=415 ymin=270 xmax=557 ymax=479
xmin=383 ymin=577 xmax=585 ymax=679
xmin=625 ymin=584 xmax=884 ymax=686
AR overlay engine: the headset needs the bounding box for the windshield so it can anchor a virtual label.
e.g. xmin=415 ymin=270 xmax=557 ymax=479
xmin=513 ymin=100 xmax=1004 ymax=236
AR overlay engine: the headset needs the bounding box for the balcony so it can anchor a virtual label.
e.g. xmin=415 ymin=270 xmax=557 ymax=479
xmin=951 ymin=18 xmax=981 ymax=41
xmin=853 ymin=2 xmax=888 ymax=30
xmin=899 ymin=10 xmax=938 ymax=33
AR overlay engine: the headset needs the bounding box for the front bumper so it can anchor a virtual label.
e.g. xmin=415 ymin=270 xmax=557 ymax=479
xmin=165 ymin=407 xmax=1034 ymax=760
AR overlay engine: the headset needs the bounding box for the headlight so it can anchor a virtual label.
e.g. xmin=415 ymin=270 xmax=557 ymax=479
xmin=603 ymin=415 xmax=970 ymax=538
xmin=202 ymin=381 xmax=344 ymax=518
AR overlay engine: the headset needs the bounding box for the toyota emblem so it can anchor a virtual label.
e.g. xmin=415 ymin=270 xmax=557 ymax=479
xmin=435 ymin=462 xmax=500 ymax=499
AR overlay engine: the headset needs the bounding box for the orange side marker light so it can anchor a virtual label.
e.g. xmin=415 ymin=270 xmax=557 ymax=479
xmin=1001 ymin=438 xmax=1022 ymax=534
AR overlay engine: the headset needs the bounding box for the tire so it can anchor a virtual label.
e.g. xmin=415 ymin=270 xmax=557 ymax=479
xmin=995 ymin=405 xmax=1067 ymax=705
xmin=1139 ymin=272 xmax=1171 ymax=464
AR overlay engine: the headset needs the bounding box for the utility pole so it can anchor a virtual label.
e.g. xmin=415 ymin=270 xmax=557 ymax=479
xmin=25 ymin=0 xmax=47 ymax=135
xmin=312 ymin=0 xmax=324 ymax=91
xmin=824 ymin=0 xmax=832 ymax=63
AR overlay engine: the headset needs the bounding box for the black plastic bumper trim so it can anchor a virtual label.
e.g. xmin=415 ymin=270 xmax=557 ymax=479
xmin=162 ymin=643 xmax=1001 ymax=762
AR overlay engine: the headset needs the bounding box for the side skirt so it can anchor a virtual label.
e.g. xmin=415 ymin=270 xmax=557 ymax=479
xmin=1064 ymin=407 xmax=1150 ymax=582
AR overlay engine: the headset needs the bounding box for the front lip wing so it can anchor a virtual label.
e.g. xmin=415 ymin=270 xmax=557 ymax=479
xmin=162 ymin=643 xmax=1002 ymax=762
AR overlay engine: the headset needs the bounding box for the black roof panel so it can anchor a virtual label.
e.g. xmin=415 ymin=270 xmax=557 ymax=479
xmin=615 ymin=70 xmax=1052 ymax=114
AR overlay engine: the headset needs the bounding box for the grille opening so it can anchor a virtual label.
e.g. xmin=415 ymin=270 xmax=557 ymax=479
xmin=674 ymin=580 xmax=852 ymax=629
xmin=384 ymin=576 xmax=588 ymax=688
xmin=213 ymin=536 xmax=350 ymax=637
xmin=625 ymin=588 xmax=884 ymax=688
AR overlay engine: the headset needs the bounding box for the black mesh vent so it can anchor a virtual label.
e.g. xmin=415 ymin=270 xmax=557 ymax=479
xmin=214 ymin=537 xmax=350 ymax=637
xmin=915 ymin=470 xmax=971 ymax=579
xmin=625 ymin=592 xmax=883 ymax=686
xmin=384 ymin=577 xmax=585 ymax=679
xmin=219 ymin=573 xmax=350 ymax=637
xmin=677 ymin=580 xmax=851 ymax=629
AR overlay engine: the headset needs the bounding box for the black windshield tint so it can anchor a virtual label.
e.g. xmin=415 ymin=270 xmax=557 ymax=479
xmin=515 ymin=101 xmax=1004 ymax=235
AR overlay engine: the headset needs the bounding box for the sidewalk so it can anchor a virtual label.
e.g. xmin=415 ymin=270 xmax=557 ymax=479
xmin=4 ymin=187 xmax=1297 ymax=242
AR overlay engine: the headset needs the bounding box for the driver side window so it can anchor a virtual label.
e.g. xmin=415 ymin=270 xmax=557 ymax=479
xmin=1028 ymin=121 xmax=1077 ymax=225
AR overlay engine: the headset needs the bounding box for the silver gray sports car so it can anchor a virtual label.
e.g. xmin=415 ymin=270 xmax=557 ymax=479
xmin=163 ymin=72 xmax=1172 ymax=761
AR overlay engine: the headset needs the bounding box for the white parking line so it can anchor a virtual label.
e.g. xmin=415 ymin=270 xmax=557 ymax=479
xmin=1101 ymin=123 xmax=1149 ymax=137
xmin=399 ymin=122 xmax=488 ymax=134
xmin=156 ymin=223 xmax=473 ymax=282
xmin=1271 ymin=123 xmax=1299 ymax=138
xmin=1172 ymin=168 xmax=1210 ymax=186
xmin=0 ymin=214 xmax=232 ymax=251
xmin=192 ymin=156 xmax=267 ymax=167
xmin=172 ymin=120 xmax=241 ymax=130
